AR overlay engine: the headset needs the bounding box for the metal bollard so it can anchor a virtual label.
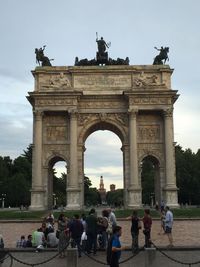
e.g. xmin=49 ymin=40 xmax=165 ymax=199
xmin=65 ymin=248 xmax=77 ymax=267
xmin=145 ymin=247 xmax=156 ymax=267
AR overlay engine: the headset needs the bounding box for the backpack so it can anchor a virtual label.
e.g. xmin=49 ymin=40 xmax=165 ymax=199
xmin=106 ymin=235 xmax=114 ymax=264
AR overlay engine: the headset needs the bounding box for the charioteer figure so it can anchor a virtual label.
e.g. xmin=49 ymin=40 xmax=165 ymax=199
xmin=96 ymin=33 xmax=111 ymax=64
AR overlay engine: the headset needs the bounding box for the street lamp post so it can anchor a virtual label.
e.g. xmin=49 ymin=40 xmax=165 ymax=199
xmin=0 ymin=194 xmax=6 ymax=209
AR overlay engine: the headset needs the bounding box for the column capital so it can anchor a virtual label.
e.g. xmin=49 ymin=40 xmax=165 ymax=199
xmin=163 ymin=107 xmax=173 ymax=117
xmin=128 ymin=108 xmax=138 ymax=117
xmin=68 ymin=109 xmax=78 ymax=118
xmin=33 ymin=110 xmax=44 ymax=120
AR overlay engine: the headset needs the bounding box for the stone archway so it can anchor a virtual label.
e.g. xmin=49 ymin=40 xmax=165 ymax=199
xmin=140 ymin=155 xmax=161 ymax=206
xmin=79 ymin=120 xmax=126 ymax=207
xmin=28 ymin=65 xmax=179 ymax=210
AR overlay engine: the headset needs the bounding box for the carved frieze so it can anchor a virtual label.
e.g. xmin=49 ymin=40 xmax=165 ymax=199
xmin=74 ymin=74 xmax=131 ymax=88
xmin=35 ymin=98 xmax=77 ymax=106
xmin=78 ymin=100 xmax=127 ymax=109
xmin=40 ymin=72 xmax=72 ymax=89
xmin=130 ymin=97 xmax=170 ymax=105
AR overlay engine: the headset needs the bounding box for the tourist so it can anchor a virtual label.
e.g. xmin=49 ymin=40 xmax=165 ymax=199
xmin=107 ymin=208 xmax=117 ymax=233
xmin=47 ymin=228 xmax=58 ymax=248
xmin=107 ymin=225 xmax=125 ymax=267
xmin=25 ymin=235 xmax=33 ymax=247
xmin=69 ymin=214 xmax=84 ymax=257
xmin=97 ymin=209 xmax=109 ymax=250
xmin=32 ymin=228 xmax=45 ymax=248
xmin=0 ymin=234 xmax=4 ymax=248
xmin=57 ymin=213 xmax=69 ymax=258
xmin=80 ymin=213 xmax=87 ymax=251
xmin=86 ymin=208 xmax=98 ymax=255
xmin=142 ymin=209 xmax=152 ymax=248
xmin=160 ymin=200 xmax=165 ymax=212
xmin=165 ymin=206 xmax=174 ymax=247
xmin=16 ymin=235 xmax=26 ymax=248
xmin=127 ymin=210 xmax=141 ymax=252
xmin=158 ymin=210 xmax=166 ymax=235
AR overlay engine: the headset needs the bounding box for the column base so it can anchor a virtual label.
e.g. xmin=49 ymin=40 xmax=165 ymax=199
xmin=127 ymin=187 xmax=142 ymax=208
xmin=66 ymin=188 xmax=81 ymax=210
xmin=163 ymin=186 xmax=179 ymax=208
xmin=30 ymin=188 xmax=46 ymax=210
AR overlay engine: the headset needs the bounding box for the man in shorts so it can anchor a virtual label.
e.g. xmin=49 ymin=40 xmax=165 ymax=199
xmin=165 ymin=206 xmax=174 ymax=247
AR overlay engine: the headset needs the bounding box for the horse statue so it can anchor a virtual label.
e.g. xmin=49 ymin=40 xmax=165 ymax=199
xmin=153 ymin=46 xmax=169 ymax=65
xmin=35 ymin=45 xmax=53 ymax=66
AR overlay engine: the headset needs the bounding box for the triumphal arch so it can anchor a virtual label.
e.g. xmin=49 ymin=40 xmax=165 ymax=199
xmin=28 ymin=63 xmax=179 ymax=210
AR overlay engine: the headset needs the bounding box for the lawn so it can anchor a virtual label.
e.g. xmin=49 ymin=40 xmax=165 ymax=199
xmin=0 ymin=207 xmax=200 ymax=220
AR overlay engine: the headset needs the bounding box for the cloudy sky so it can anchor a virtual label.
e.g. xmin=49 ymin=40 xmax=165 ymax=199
xmin=0 ymin=1 xmax=200 ymax=190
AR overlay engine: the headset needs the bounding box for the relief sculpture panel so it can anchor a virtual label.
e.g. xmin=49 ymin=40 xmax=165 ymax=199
xmin=46 ymin=126 xmax=67 ymax=141
xmin=138 ymin=125 xmax=160 ymax=141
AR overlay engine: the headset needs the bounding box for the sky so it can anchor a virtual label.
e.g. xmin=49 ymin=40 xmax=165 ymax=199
xmin=0 ymin=1 xmax=200 ymax=190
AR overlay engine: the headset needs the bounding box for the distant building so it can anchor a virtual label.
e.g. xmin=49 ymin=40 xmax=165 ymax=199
xmin=110 ymin=184 xmax=116 ymax=192
xmin=98 ymin=176 xmax=107 ymax=204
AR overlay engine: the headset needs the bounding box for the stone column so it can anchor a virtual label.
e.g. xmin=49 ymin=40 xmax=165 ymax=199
xmin=30 ymin=110 xmax=45 ymax=210
xmin=66 ymin=110 xmax=80 ymax=209
xmin=163 ymin=108 xmax=178 ymax=207
xmin=128 ymin=109 xmax=141 ymax=207
xmin=69 ymin=111 xmax=78 ymax=188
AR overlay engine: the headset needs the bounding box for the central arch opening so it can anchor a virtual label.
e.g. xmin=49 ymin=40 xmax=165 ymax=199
xmin=141 ymin=155 xmax=160 ymax=207
xmin=84 ymin=124 xmax=124 ymax=207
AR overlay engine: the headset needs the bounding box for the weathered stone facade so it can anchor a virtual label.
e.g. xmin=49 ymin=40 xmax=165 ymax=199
xmin=27 ymin=65 xmax=179 ymax=210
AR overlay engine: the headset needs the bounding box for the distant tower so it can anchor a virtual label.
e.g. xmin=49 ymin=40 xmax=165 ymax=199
xmin=110 ymin=184 xmax=116 ymax=192
xmin=98 ymin=175 xmax=107 ymax=204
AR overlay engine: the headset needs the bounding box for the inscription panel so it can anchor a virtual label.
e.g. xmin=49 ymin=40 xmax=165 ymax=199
xmin=74 ymin=74 xmax=131 ymax=88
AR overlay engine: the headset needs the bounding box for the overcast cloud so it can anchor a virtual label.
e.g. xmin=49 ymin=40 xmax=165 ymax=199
xmin=0 ymin=0 xmax=200 ymax=189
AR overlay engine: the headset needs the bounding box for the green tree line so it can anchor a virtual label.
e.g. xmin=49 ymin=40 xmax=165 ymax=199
xmin=0 ymin=144 xmax=200 ymax=207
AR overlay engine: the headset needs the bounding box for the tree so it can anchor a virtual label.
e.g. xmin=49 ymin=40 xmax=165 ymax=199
xmin=84 ymin=175 xmax=101 ymax=206
xmin=106 ymin=189 xmax=123 ymax=207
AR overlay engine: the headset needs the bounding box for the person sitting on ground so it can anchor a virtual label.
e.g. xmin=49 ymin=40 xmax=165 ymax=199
xmin=47 ymin=228 xmax=59 ymax=248
xmin=16 ymin=235 xmax=26 ymax=248
xmin=25 ymin=235 xmax=33 ymax=247
xmin=32 ymin=228 xmax=45 ymax=248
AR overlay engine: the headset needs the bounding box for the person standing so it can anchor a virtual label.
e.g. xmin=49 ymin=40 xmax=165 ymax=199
xmin=69 ymin=214 xmax=84 ymax=257
xmin=86 ymin=208 xmax=98 ymax=255
xmin=127 ymin=210 xmax=141 ymax=252
xmin=57 ymin=213 xmax=69 ymax=258
xmin=107 ymin=226 xmax=125 ymax=267
xmin=165 ymin=206 xmax=174 ymax=247
xmin=142 ymin=209 xmax=152 ymax=248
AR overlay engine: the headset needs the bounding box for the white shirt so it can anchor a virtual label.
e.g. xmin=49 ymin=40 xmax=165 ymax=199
xmin=165 ymin=210 xmax=173 ymax=228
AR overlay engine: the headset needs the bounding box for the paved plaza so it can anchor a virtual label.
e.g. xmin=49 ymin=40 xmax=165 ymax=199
xmin=0 ymin=219 xmax=200 ymax=248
